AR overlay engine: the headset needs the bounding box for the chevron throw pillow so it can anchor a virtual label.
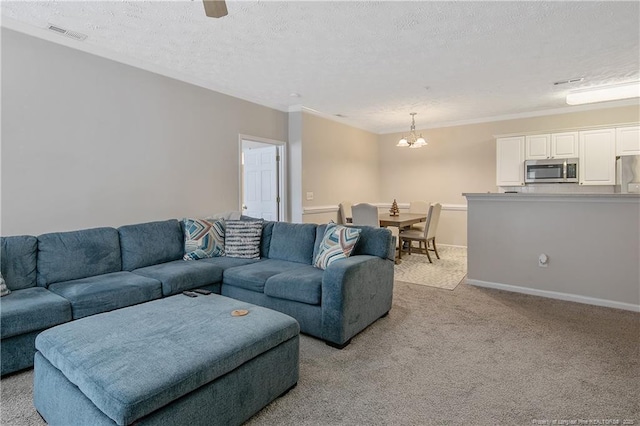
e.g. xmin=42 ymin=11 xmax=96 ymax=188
xmin=0 ymin=273 xmax=10 ymax=297
xmin=314 ymin=223 xmax=361 ymax=270
xmin=183 ymin=218 xmax=225 ymax=260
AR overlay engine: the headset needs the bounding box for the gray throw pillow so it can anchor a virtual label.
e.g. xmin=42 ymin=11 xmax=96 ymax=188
xmin=224 ymin=220 xmax=263 ymax=259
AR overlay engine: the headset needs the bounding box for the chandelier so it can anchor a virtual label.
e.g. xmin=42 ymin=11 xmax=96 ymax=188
xmin=396 ymin=112 xmax=427 ymax=148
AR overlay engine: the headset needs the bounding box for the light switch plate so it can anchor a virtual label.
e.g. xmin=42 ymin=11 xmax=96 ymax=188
xmin=306 ymin=192 xmax=314 ymax=200
xmin=627 ymin=183 xmax=640 ymax=193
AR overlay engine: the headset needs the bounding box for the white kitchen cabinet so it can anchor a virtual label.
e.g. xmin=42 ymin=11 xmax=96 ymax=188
xmin=551 ymin=132 xmax=579 ymax=158
xmin=525 ymin=132 xmax=579 ymax=159
xmin=496 ymin=136 xmax=525 ymax=186
xmin=525 ymin=134 xmax=550 ymax=160
xmin=616 ymin=126 xmax=640 ymax=156
xmin=579 ymin=129 xmax=616 ymax=185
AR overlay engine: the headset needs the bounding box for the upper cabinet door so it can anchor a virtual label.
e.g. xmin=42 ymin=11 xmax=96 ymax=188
xmin=616 ymin=126 xmax=640 ymax=156
xmin=579 ymin=129 xmax=616 ymax=185
xmin=551 ymin=132 xmax=579 ymax=158
xmin=496 ymin=137 xmax=525 ymax=186
xmin=525 ymin=134 xmax=550 ymax=160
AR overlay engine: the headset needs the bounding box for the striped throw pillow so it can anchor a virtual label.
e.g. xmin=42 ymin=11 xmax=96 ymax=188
xmin=183 ymin=218 xmax=225 ymax=260
xmin=314 ymin=223 xmax=361 ymax=270
xmin=224 ymin=220 xmax=263 ymax=259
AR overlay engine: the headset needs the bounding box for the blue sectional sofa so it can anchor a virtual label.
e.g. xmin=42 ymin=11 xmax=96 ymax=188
xmin=1 ymin=219 xmax=395 ymax=376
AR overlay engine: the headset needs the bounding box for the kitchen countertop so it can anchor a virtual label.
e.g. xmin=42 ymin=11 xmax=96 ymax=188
xmin=463 ymin=192 xmax=640 ymax=201
xmin=462 ymin=192 xmax=640 ymax=199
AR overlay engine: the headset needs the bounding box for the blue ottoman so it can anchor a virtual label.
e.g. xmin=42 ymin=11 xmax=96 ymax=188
xmin=33 ymin=294 xmax=299 ymax=426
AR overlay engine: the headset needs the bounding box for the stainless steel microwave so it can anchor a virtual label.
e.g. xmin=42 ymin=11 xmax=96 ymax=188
xmin=524 ymin=158 xmax=578 ymax=183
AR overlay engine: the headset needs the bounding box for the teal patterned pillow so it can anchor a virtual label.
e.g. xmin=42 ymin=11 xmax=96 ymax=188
xmin=183 ymin=218 xmax=225 ymax=260
xmin=224 ymin=220 xmax=263 ymax=259
xmin=314 ymin=223 xmax=361 ymax=270
xmin=0 ymin=273 xmax=10 ymax=297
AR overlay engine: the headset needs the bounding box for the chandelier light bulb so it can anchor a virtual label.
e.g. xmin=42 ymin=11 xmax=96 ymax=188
xmin=397 ymin=137 xmax=409 ymax=147
xmin=397 ymin=113 xmax=427 ymax=148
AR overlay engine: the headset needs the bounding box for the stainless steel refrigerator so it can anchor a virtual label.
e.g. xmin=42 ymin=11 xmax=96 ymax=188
xmin=616 ymin=155 xmax=640 ymax=193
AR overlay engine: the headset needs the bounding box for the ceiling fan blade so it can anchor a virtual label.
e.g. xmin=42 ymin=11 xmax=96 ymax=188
xmin=203 ymin=0 xmax=228 ymax=18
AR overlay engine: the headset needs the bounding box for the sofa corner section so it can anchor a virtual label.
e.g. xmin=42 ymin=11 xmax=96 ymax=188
xmin=320 ymin=255 xmax=394 ymax=346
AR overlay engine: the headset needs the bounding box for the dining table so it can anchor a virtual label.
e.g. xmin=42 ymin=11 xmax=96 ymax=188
xmin=378 ymin=213 xmax=427 ymax=264
xmin=378 ymin=213 xmax=427 ymax=229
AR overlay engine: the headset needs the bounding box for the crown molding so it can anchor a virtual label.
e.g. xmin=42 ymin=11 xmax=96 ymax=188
xmin=380 ymin=98 xmax=640 ymax=135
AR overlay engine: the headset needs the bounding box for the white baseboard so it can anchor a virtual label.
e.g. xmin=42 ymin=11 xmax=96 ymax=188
xmin=439 ymin=243 xmax=468 ymax=249
xmin=466 ymin=279 xmax=640 ymax=312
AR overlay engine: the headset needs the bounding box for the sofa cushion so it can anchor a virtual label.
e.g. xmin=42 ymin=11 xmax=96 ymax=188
xmin=264 ymin=265 xmax=323 ymax=305
xmin=224 ymin=220 xmax=263 ymax=259
xmin=223 ymin=259 xmax=308 ymax=293
xmin=37 ymin=228 xmax=122 ymax=287
xmin=182 ymin=218 xmax=225 ymax=260
xmin=133 ymin=259 xmax=224 ymax=296
xmin=118 ymin=220 xmax=184 ymax=271
xmin=1 ymin=235 xmax=38 ymax=290
xmin=268 ymin=222 xmax=317 ymax=264
xmin=350 ymin=226 xmax=395 ymax=260
xmin=198 ymin=256 xmax=261 ymax=269
xmin=313 ymin=223 xmax=361 ymax=270
xmin=0 ymin=287 xmax=72 ymax=339
xmin=260 ymin=221 xmax=275 ymax=258
xmin=48 ymin=272 xmax=162 ymax=319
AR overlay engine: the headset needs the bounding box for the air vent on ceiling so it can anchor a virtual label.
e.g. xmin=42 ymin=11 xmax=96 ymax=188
xmin=553 ymin=78 xmax=584 ymax=86
xmin=47 ymin=24 xmax=87 ymax=41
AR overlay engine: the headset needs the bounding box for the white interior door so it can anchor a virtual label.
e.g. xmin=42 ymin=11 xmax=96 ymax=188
xmin=242 ymin=145 xmax=279 ymax=220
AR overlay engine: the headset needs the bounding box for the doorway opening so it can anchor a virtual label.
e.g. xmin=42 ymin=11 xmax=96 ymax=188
xmin=239 ymin=135 xmax=287 ymax=222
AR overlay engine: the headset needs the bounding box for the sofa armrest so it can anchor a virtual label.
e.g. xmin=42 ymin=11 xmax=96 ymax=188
xmin=321 ymin=255 xmax=394 ymax=346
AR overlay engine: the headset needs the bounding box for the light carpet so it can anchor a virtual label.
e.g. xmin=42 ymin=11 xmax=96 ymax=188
xmin=394 ymin=245 xmax=467 ymax=290
xmin=2 ymin=282 xmax=638 ymax=425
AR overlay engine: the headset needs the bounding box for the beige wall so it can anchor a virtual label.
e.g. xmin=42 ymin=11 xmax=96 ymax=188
xmin=377 ymin=105 xmax=640 ymax=246
xmin=300 ymin=112 xmax=380 ymax=224
xmin=1 ymin=29 xmax=288 ymax=236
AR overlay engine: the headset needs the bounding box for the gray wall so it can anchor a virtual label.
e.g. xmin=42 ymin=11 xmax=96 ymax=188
xmin=1 ymin=28 xmax=288 ymax=236
xmin=466 ymin=194 xmax=640 ymax=310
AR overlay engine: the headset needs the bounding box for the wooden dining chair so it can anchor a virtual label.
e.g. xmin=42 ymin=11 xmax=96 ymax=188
xmin=398 ymin=203 xmax=442 ymax=262
xmin=351 ymin=203 xmax=379 ymax=227
xmin=338 ymin=201 xmax=353 ymax=225
xmin=409 ymin=201 xmax=430 ymax=232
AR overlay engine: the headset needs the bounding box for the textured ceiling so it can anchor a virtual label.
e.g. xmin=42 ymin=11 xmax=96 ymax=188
xmin=2 ymin=1 xmax=639 ymax=133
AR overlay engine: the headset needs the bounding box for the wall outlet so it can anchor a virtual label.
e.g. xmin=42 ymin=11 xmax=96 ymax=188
xmin=627 ymin=183 xmax=640 ymax=193
xmin=538 ymin=253 xmax=549 ymax=268
xmin=306 ymin=192 xmax=314 ymax=201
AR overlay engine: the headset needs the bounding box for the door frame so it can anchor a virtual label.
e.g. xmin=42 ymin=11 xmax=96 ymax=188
xmin=238 ymin=134 xmax=287 ymax=222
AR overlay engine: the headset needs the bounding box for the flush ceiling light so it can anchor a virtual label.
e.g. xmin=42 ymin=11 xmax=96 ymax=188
xmin=397 ymin=112 xmax=427 ymax=148
xmin=566 ymin=82 xmax=640 ymax=105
